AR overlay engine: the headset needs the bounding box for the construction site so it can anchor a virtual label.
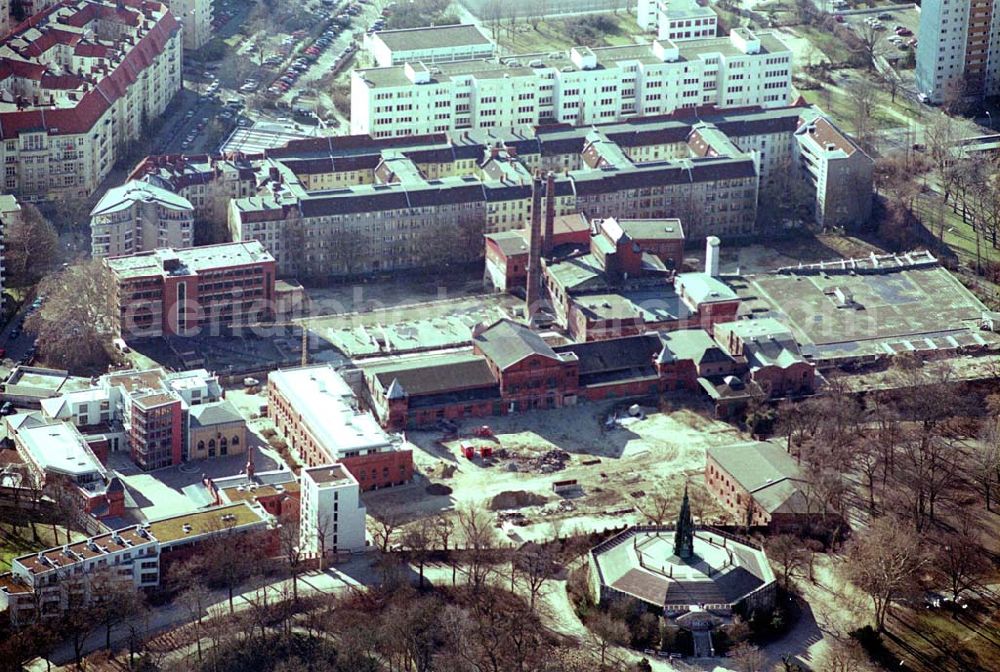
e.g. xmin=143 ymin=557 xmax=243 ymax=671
xmin=360 ymin=398 xmax=744 ymax=543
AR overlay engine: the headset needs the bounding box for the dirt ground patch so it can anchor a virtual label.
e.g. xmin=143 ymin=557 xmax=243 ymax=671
xmin=363 ymin=400 xmax=745 ymax=543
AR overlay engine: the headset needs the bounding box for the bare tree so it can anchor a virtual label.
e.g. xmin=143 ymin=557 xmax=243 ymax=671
xmin=967 ymin=426 xmax=1000 ymax=511
xmin=636 ymin=488 xmax=673 ymax=525
xmin=853 ymin=22 xmax=888 ymax=70
xmin=514 ymin=542 xmax=556 ymax=611
xmin=844 ymin=516 xmax=927 ymax=632
xmin=766 ymin=535 xmax=807 ymax=587
xmin=200 ymin=525 xmax=261 ymax=614
xmin=27 ymin=260 xmax=115 ymax=372
xmin=730 ymin=642 xmax=767 ymax=672
xmin=588 ymin=611 xmax=628 ymax=666
xmin=277 ymin=513 xmax=304 ymax=601
xmin=402 ymin=518 xmax=434 ymax=588
xmin=845 ymin=78 xmax=879 ymax=152
xmin=90 ymin=569 xmax=147 ymax=652
xmin=931 ymin=517 xmax=990 ymax=602
xmin=3 ymin=203 xmax=59 ymax=287
xmin=367 ymin=507 xmax=402 ymax=554
xmin=457 ymin=502 xmax=499 ymax=590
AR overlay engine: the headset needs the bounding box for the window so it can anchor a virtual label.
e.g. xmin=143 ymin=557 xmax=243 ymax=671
xmin=197 ymin=440 xmax=205 ymax=453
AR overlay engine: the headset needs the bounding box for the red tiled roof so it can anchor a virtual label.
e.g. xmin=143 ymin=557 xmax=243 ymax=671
xmin=0 ymin=1 xmax=179 ymax=140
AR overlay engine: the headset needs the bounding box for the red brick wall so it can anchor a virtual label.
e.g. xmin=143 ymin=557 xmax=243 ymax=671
xmin=407 ymin=398 xmax=497 ymax=428
xmin=751 ymin=362 xmax=815 ymax=397
xmin=497 ymin=354 xmax=579 ymax=412
xmin=579 ymin=378 xmax=661 ymax=402
xmin=342 ymin=449 xmax=413 ymax=491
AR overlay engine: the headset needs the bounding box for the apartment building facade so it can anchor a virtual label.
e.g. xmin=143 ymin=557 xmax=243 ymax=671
xmin=299 ymin=465 xmax=367 ymax=557
xmin=267 ymin=365 xmax=414 ymax=492
xmin=0 ymin=0 xmax=181 ymax=202
xmin=637 ymin=0 xmax=718 ymax=42
xmin=793 ymin=114 xmax=873 ymax=228
xmin=351 ymin=29 xmax=792 ymax=138
xmin=0 ymin=193 xmax=20 ymax=296
xmin=34 ymin=366 xmax=231 ymax=471
xmin=121 ymin=106 xmax=864 ymax=279
xmin=90 ymin=180 xmax=195 ymax=259
xmin=0 ymin=503 xmax=271 ymax=626
xmin=916 ymin=0 xmax=1000 ymax=102
xmin=103 ymin=241 xmax=276 ymax=339
xmin=163 ymin=0 xmax=212 ymax=50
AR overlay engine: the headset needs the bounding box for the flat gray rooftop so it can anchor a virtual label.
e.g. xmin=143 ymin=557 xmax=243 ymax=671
xmin=374 ymin=24 xmax=492 ymax=52
xmin=732 ymin=254 xmax=996 ymax=361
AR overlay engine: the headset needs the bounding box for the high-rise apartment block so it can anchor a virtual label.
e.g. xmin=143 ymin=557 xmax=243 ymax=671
xmin=351 ymin=29 xmax=792 ymax=138
xmin=916 ymin=0 xmax=1000 ymax=102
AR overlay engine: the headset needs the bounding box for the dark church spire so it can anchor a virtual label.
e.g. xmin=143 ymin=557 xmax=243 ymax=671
xmin=674 ymin=483 xmax=694 ymax=559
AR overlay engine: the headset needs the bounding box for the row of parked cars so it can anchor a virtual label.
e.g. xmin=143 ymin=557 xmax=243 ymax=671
xmin=267 ymin=17 xmax=352 ymax=96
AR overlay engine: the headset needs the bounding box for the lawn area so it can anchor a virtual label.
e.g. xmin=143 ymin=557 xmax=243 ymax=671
xmin=911 ymin=192 xmax=1000 ymax=273
xmin=0 ymin=524 xmax=77 ymax=570
xmin=798 ymin=79 xmax=910 ymax=136
xmin=884 ymin=603 xmax=1000 ymax=672
xmin=496 ymin=12 xmax=644 ymax=54
xmin=794 ymin=25 xmax=856 ymax=65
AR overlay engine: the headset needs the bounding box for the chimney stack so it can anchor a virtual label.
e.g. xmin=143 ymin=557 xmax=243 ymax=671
xmin=526 ymin=172 xmax=544 ymax=320
xmin=543 ymin=171 xmax=556 ymax=256
xmin=705 ymin=236 xmax=720 ymax=277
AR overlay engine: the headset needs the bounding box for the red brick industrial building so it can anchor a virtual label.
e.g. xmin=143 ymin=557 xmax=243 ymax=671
xmin=706 ymin=441 xmax=812 ymax=530
xmin=364 ymin=319 xmax=750 ymax=430
xmin=268 ymin=365 xmax=413 ymax=491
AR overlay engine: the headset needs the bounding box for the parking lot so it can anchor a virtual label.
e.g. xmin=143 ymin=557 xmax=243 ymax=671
xmin=837 ymin=4 xmax=920 ymax=62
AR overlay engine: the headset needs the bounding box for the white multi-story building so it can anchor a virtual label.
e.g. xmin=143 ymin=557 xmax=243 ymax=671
xmin=0 ymin=0 xmax=181 ymax=202
xmin=163 ymin=0 xmax=213 ymax=51
xmin=0 ymin=502 xmax=270 ymax=626
xmin=916 ymin=0 xmax=1000 ymax=102
xmin=299 ymin=464 xmax=367 ymax=556
xmin=351 ymin=29 xmax=792 ymax=138
xmin=366 ymin=23 xmax=494 ymax=67
xmin=90 ymin=180 xmax=195 ymax=258
xmin=638 ymin=0 xmax=718 ymax=42
xmin=794 ymin=113 xmax=874 ymax=228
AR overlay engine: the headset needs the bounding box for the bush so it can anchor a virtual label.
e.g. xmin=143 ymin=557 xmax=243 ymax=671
xmin=566 ymin=565 xmax=594 ymax=618
xmin=850 ymin=626 xmax=911 ymax=670
xmin=564 ymin=15 xmax=621 ymax=46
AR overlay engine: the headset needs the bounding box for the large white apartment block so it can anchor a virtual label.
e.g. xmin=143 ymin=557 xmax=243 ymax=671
xmin=366 ymin=23 xmax=494 ymax=67
xmin=638 ymin=0 xmax=718 ymax=42
xmin=351 ymin=29 xmax=793 ymax=138
xmin=299 ymin=464 xmax=367 ymax=556
xmin=916 ymin=0 xmax=1000 ymax=102
xmin=0 ymin=0 xmax=181 ymax=202
xmin=90 ymin=180 xmax=195 ymax=258
xmin=163 ymin=0 xmax=213 ymax=51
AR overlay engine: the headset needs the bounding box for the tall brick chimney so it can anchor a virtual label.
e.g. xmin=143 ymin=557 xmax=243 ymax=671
xmin=526 ymin=171 xmax=544 ymax=320
xmin=543 ymin=171 xmax=556 ymax=256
